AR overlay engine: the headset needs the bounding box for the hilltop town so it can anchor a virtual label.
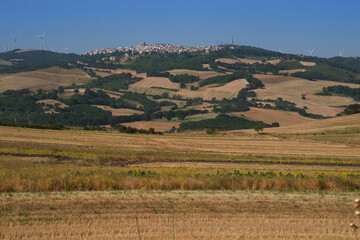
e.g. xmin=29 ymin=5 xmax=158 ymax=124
xmin=85 ymin=42 xmax=223 ymax=56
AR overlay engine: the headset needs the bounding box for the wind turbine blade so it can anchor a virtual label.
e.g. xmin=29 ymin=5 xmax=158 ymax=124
xmin=42 ymin=33 xmax=45 ymax=37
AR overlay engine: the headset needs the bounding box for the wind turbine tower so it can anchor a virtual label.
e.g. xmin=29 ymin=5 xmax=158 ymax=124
xmin=339 ymin=50 xmax=343 ymax=57
xmin=36 ymin=33 xmax=45 ymax=50
xmin=13 ymin=38 xmax=17 ymax=50
xmin=64 ymin=47 xmax=70 ymax=54
xmin=307 ymin=49 xmax=315 ymax=56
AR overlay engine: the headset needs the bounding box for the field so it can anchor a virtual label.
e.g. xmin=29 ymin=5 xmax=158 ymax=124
xmin=1 ymin=113 xmax=360 ymax=239
xmin=167 ymin=69 xmax=224 ymax=79
xmin=229 ymin=107 xmax=315 ymax=126
xmin=129 ymin=77 xmax=180 ymax=90
xmin=92 ymin=105 xmax=143 ymax=116
xmin=1 ymin=191 xmax=359 ymax=240
xmin=253 ymin=76 xmax=360 ymax=116
xmin=0 ymin=67 xmax=91 ymax=92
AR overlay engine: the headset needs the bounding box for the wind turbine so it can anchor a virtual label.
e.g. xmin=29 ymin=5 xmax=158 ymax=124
xmin=339 ymin=50 xmax=343 ymax=57
xmin=35 ymin=33 xmax=45 ymax=50
xmin=307 ymin=49 xmax=315 ymax=56
xmin=64 ymin=47 xmax=70 ymax=54
xmin=13 ymin=38 xmax=17 ymax=50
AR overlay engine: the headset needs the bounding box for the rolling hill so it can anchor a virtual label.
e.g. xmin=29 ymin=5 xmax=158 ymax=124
xmin=0 ymin=45 xmax=360 ymax=132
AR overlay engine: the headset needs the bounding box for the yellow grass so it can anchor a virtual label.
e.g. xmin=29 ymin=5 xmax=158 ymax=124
xmin=129 ymin=77 xmax=180 ymax=90
xmin=122 ymin=121 xmax=180 ymax=131
xmin=0 ymin=124 xmax=360 ymax=158
xmin=175 ymin=79 xmax=248 ymax=100
xmin=0 ymin=67 xmax=90 ymax=92
xmin=229 ymin=107 xmax=315 ymax=126
xmin=266 ymin=59 xmax=281 ymax=65
xmin=215 ymin=58 xmax=239 ymax=64
xmin=167 ymin=69 xmax=224 ymax=80
xmin=92 ymin=105 xmax=143 ymax=116
xmin=279 ymin=69 xmax=306 ymax=74
xmin=1 ymin=190 xmax=359 ymax=240
xmin=254 ymin=76 xmax=360 ymax=116
xmin=300 ymin=61 xmax=317 ymax=66
xmin=37 ymin=99 xmax=68 ymax=113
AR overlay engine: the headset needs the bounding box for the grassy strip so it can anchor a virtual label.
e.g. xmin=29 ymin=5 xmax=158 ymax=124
xmin=1 ymin=163 xmax=360 ymax=192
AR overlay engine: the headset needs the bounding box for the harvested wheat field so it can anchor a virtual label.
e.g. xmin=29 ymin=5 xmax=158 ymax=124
xmin=1 ymin=191 xmax=359 ymax=240
xmin=254 ymin=77 xmax=360 ymax=116
xmin=229 ymin=107 xmax=315 ymax=126
xmin=92 ymin=105 xmax=143 ymax=116
xmin=167 ymin=69 xmax=224 ymax=79
xmin=300 ymin=61 xmax=317 ymax=66
xmin=279 ymin=69 xmax=306 ymax=74
xmin=176 ymin=78 xmax=248 ymax=100
xmin=0 ymin=67 xmax=90 ymax=92
xmin=129 ymin=77 xmax=180 ymax=89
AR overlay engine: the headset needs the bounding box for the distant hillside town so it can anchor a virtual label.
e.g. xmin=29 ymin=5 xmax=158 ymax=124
xmin=84 ymin=42 xmax=222 ymax=55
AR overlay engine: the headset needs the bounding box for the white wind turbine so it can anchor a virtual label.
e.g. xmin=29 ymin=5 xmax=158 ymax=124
xmin=307 ymin=49 xmax=315 ymax=56
xmin=339 ymin=50 xmax=344 ymax=57
xmin=64 ymin=47 xmax=70 ymax=54
xmin=35 ymin=33 xmax=45 ymax=50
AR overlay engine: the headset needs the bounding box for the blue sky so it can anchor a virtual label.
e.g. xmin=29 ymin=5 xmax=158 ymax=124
xmin=1 ymin=0 xmax=359 ymax=57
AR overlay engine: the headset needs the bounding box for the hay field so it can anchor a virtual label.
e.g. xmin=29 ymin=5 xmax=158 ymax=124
xmin=92 ymin=105 xmax=143 ymax=116
xmin=176 ymin=78 xmax=248 ymax=100
xmin=0 ymin=67 xmax=90 ymax=92
xmin=129 ymin=77 xmax=180 ymax=90
xmin=1 ymin=191 xmax=359 ymax=240
xmin=300 ymin=61 xmax=317 ymax=66
xmin=229 ymin=107 xmax=315 ymax=126
xmin=216 ymin=58 xmax=264 ymax=65
xmin=122 ymin=121 xmax=180 ymax=131
xmin=266 ymin=59 xmax=281 ymax=65
xmin=0 ymin=123 xmax=360 ymax=159
xmin=279 ymin=69 xmax=306 ymax=74
xmin=254 ymin=77 xmax=360 ymax=116
xmin=167 ymin=69 xmax=224 ymax=80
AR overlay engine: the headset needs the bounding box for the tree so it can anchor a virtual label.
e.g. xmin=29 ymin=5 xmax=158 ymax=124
xmin=254 ymin=125 xmax=264 ymax=134
xmin=58 ymin=86 xmax=65 ymax=95
xmin=74 ymin=89 xmax=79 ymax=94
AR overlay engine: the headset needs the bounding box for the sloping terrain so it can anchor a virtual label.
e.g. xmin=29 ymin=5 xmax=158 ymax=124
xmin=0 ymin=67 xmax=91 ymax=92
xmin=229 ymin=107 xmax=315 ymax=126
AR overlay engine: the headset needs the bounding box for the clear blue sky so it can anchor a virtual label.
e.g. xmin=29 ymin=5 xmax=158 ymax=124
xmin=1 ymin=0 xmax=359 ymax=57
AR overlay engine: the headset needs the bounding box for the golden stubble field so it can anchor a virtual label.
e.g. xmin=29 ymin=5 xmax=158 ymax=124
xmin=0 ymin=67 xmax=91 ymax=92
xmin=1 ymin=114 xmax=360 ymax=239
xmin=1 ymin=191 xmax=359 ymax=240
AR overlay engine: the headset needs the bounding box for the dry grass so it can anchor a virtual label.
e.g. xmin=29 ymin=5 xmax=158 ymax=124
xmin=175 ymin=78 xmax=248 ymax=100
xmin=37 ymin=99 xmax=68 ymax=108
xmin=167 ymin=69 xmax=224 ymax=80
xmin=0 ymin=67 xmax=90 ymax=92
xmin=300 ymin=61 xmax=317 ymax=66
xmin=92 ymin=105 xmax=143 ymax=116
xmin=1 ymin=190 xmax=359 ymax=239
xmin=129 ymin=77 xmax=180 ymax=90
xmin=266 ymin=59 xmax=281 ymax=65
xmin=229 ymin=107 xmax=315 ymax=126
xmin=279 ymin=69 xmax=306 ymax=74
xmin=0 ymin=123 xmax=360 ymax=159
xmin=254 ymin=77 xmax=360 ymax=116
